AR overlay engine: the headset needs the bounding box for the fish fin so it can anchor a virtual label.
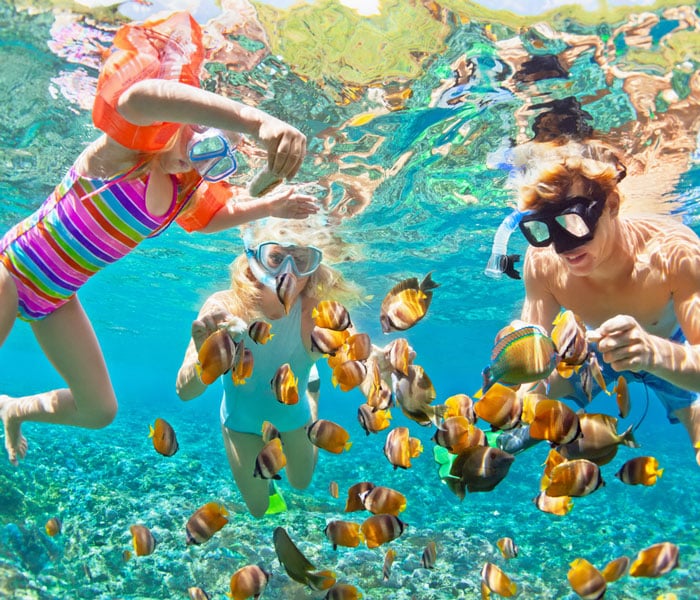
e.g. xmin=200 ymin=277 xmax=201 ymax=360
xmin=148 ymin=425 xmax=154 ymax=438
xmin=344 ymin=441 xmax=353 ymax=452
xmin=620 ymin=424 xmax=639 ymax=448
xmin=657 ymin=468 xmax=664 ymax=478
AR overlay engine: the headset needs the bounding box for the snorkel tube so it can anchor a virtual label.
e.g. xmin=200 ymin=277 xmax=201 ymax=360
xmin=484 ymin=209 xmax=532 ymax=280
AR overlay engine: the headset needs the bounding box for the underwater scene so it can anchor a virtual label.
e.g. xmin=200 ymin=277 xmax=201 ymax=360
xmin=1 ymin=0 xmax=700 ymax=598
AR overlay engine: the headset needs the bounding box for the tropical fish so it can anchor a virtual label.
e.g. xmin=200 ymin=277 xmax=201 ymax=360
xmin=473 ymin=383 xmax=523 ymax=431
xmin=329 ymin=481 xmax=339 ymax=499
xmin=254 ymin=438 xmax=287 ymax=480
xmin=313 ymin=300 xmax=352 ymax=331
xmin=421 ymin=541 xmax=437 ymax=569
xmin=541 ymin=448 xmax=568 ymax=487
xmin=130 ymin=524 xmax=156 ymax=556
xmin=580 ymin=352 xmax=609 ymax=402
xmin=528 ymin=399 xmax=582 ymax=445
xmin=273 ymin=527 xmax=337 ymax=590
xmin=344 ymin=482 xmax=375 ymax=512
xmin=271 ymin=363 xmax=299 ymax=405
xmin=481 ymin=562 xmax=516 ymax=597
xmin=361 ymin=514 xmax=407 ymax=548
xmin=520 ymin=392 xmax=547 ymax=424
xmin=346 ymin=333 xmax=372 ymax=361
xmin=384 ymin=337 xmax=413 ymax=376
xmin=45 ymin=517 xmax=62 ymax=537
xmin=442 ymin=393 xmax=476 ymax=423
xmin=614 ymin=376 xmax=630 ymax=418
xmin=187 ymin=586 xmax=211 ymax=600
xmin=615 ymin=456 xmax=663 ymax=486
xmin=392 ymin=365 xmax=442 ymax=426
xmin=448 ymin=446 xmax=515 ymax=496
xmin=550 ymin=310 xmax=589 ymax=375
xmin=186 ymin=502 xmax=229 ymax=545
xmin=311 ymin=326 xmax=350 ymax=355
xmin=231 ymin=347 xmax=254 ymax=385
xmin=382 ymin=548 xmax=397 ymax=581
xmin=248 ymin=320 xmax=273 ymax=345
xmin=496 ymin=537 xmax=518 ymax=559
xmin=383 ymin=427 xmax=423 ymax=470
xmin=558 ymin=413 xmax=638 ymax=465
xmin=567 ymin=558 xmax=606 ymax=600
xmin=432 ymin=416 xmax=485 ymax=454
xmin=197 ymin=328 xmax=239 ymax=384
xmin=544 ymin=459 xmax=604 ymax=497
xmin=324 ymin=520 xmax=364 ymax=549
xmin=332 ymin=360 xmax=367 ymax=392
xmin=324 ymin=583 xmax=362 ymax=600
xmin=380 ymin=273 xmax=439 ymax=333
xmin=362 ymin=359 xmax=393 ymax=411
xmin=629 ymin=542 xmax=679 ymax=578
xmin=601 ymin=556 xmax=630 ymax=583
xmin=261 ymin=421 xmax=281 ymax=444
xmin=532 ymin=491 xmax=573 ymax=516
xmin=357 ymin=404 xmax=392 ymax=435
xmin=360 ymin=486 xmax=406 ymax=516
xmin=306 ymin=419 xmax=352 ymax=454
xmin=481 ymin=325 xmax=558 ymax=392
xmin=148 ymin=417 xmax=179 ymax=457
xmin=275 ymin=272 xmax=297 ymax=314
xmin=227 ymin=564 xmax=271 ymax=600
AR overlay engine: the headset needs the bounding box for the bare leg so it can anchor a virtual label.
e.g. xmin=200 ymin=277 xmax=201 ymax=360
xmin=674 ymin=402 xmax=700 ymax=467
xmin=221 ymin=425 xmax=269 ymax=518
xmin=281 ymin=422 xmax=317 ymax=490
xmin=0 ymin=297 xmax=117 ymax=464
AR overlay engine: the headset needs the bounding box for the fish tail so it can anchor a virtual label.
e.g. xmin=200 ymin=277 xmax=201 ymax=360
xmin=148 ymin=424 xmax=154 ymax=438
xmin=420 ymin=271 xmax=440 ymax=292
xmin=344 ymin=441 xmax=353 ymax=452
xmin=620 ymin=424 xmax=639 ymax=448
xmin=657 ymin=468 xmax=664 ymax=478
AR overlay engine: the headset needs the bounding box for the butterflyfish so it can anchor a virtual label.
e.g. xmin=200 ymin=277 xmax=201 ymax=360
xmin=361 ymin=514 xmax=407 ymax=548
xmin=275 ymin=271 xmax=297 ymax=314
xmin=615 ymin=456 xmax=663 ymax=486
xmin=448 ymin=446 xmax=515 ymax=495
xmin=197 ymin=328 xmax=239 ymax=384
xmin=186 ymin=502 xmax=229 ymax=545
xmin=520 ymin=392 xmax=547 ymax=425
xmin=362 ymin=360 xmax=393 ymax=411
xmin=551 ymin=310 xmax=589 ymax=373
xmin=346 ymin=333 xmax=372 ymax=361
xmin=443 ymin=393 xmax=476 ymax=423
xmin=558 ymin=413 xmax=638 ymax=466
xmin=313 ymin=300 xmax=352 ymax=331
xmin=306 ymin=419 xmax=352 ymax=454
xmin=359 ymin=485 xmax=406 ymax=516
xmin=629 ymin=542 xmax=679 ymax=578
xmin=528 ymin=399 xmax=582 ymax=445
xmin=496 ymin=537 xmax=518 ymax=559
xmin=45 ymin=517 xmax=62 ymax=537
xmin=614 ymin=376 xmax=630 ymax=419
xmin=324 ymin=520 xmax=364 ymax=549
xmin=248 ymin=320 xmax=273 ymax=345
xmin=357 ymin=404 xmax=392 ymax=435
xmin=380 ymin=273 xmax=439 ymax=333
xmin=231 ymin=347 xmax=254 ymax=385
xmin=311 ymin=326 xmax=350 ymax=355
xmin=432 ymin=416 xmax=485 ymax=454
xmin=545 ymin=459 xmax=604 ymax=497
xmin=271 ymin=363 xmax=299 ymax=405
xmin=261 ymin=421 xmax=281 ymax=444
xmin=383 ymin=426 xmax=423 ymax=470
xmin=580 ymin=353 xmax=609 ymax=402
xmin=227 ymin=564 xmax=271 ymax=600
xmin=481 ymin=562 xmax=516 ymax=597
xmin=382 ymin=548 xmax=397 ymax=581
xmin=324 ymin=583 xmax=362 ymax=600
xmin=541 ymin=448 xmax=567 ymax=488
xmin=130 ymin=524 xmax=156 ymax=556
xmin=273 ymin=527 xmax=337 ymax=590
xmin=532 ymin=491 xmax=573 ymax=516
xmin=149 ymin=417 xmax=179 ymax=457
xmin=384 ymin=337 xmax=413 ymax=376
xmin=567 ymin=558 xmax=606 ymax=600
xmin=187 ymin=586 xmax=211 ymax=600
xmin=481 ymin=324 xmax=558 ymax=393
xmin=601 ymin=556 xmax=630 ymax=582
xmin=421 ymin=541 xmax=437 ymax=569
xmin=332 ymin=360 xmax=367 ymax=392
xmin=473 ymin=383 xmax=523 ymax=431
xmin=328 ymin=480 xmax=339 ymax=498
xmin=344 ymin=482 xmax=375 ymax=512
xmin=392 ymin=365 xmax=443 ymax=427
xmin=253 ymin=438 xmax=287 ymax=480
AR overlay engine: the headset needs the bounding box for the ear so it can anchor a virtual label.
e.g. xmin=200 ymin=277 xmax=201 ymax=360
xmin=606 ymin=190 xmax=620 ymax=217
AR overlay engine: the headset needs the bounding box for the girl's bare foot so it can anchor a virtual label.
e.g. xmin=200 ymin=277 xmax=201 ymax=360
xmin=0 ymin=395 xmax=27 ymax=465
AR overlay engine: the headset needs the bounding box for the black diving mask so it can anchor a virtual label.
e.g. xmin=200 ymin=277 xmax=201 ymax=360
xmin=518 ymin=194 xmax=605 ymax=254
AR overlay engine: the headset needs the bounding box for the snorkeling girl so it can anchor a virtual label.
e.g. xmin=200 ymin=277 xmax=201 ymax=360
xmin=176 ymin=219 xmax=363 ymax=517
xmin=0 ymin=12 xmax=317 ymax=464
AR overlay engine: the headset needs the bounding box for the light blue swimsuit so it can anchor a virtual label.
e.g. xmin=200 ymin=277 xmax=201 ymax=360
xmin=220 ymin=301 xmax=317 ymax=434
xmin=566 ymin=328 xmax=700 ymax=423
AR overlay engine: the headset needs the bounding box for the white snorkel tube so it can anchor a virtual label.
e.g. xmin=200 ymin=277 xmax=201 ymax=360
xmin=484 ymin=209 xmax=532 ymax=280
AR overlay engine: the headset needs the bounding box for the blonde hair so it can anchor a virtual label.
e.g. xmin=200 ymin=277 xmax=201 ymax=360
xmin=219 ymin=217 xmax=364 ymax=319
xmin=513 ymin=139 xmax=626 ymax=211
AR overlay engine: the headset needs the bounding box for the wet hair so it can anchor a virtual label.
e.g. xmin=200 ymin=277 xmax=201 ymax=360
xmin=514 ymin=139 xmax=627 ymax=211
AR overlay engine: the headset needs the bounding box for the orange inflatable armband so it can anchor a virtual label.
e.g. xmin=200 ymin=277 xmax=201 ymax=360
xmin=93 ymin=11 xmax=204 ymax=152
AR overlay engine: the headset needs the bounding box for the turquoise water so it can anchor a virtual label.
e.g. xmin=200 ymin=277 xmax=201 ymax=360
xmin=1 ymin=1 xmax=700 ymax=598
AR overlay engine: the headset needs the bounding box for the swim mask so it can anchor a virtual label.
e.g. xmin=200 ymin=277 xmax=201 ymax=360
xmin=518 ymin=194 xmax=605 ymax=254
xmin=187 ymin=128 xmax=238 ymax=182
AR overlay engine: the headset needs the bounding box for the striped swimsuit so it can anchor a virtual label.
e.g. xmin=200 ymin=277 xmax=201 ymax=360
xmin=0 ymin=166 xmax=187 ymax=321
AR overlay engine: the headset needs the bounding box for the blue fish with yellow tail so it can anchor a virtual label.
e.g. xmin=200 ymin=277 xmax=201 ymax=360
xmin=482 ymin=325 xmax=558 ymax=393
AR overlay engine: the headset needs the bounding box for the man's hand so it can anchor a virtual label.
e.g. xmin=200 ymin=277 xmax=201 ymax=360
xmin=589 ymin=315 xmax=656 ymax=373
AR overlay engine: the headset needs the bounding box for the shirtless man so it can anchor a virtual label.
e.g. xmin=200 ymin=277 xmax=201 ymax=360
xmin=498 ymin=138 xmax=700 ymax=465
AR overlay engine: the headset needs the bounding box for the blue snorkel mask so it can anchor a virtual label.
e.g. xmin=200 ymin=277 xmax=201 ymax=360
xmin=484 ymin=209 xmax=531 ymax=280
xmin=187 ymin=128 xmax=238 ymax=182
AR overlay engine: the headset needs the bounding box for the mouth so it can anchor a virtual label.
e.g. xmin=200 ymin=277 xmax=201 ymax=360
xmin=560 ymin=250 xmax=587 ymax=265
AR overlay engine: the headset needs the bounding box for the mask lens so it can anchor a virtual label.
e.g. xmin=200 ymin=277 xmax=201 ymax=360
xmin=556 ymin=212 xmax=590 ymax=238
xmin=257 ymin=243 xmax=322 ymax=276
xmin=521 ymin=220 xmax=551 ymax=245
xmin=202 ymin=155 xmax=238 ymax=182
xmin=189 ymin=135 xmax=226 ymax=160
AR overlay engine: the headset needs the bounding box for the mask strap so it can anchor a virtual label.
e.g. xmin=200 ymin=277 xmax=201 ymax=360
xmin=485 ymin=209 xmax=532 ymax=280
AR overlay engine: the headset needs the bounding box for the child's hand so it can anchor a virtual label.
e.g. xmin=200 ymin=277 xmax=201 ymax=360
xmin=256 ymin=117 xmax=307 ymax=179
xmin=267 ymin=187 xmax=319 ymax=219
xmin=191 ymin=307 xmax=234 ymax=351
